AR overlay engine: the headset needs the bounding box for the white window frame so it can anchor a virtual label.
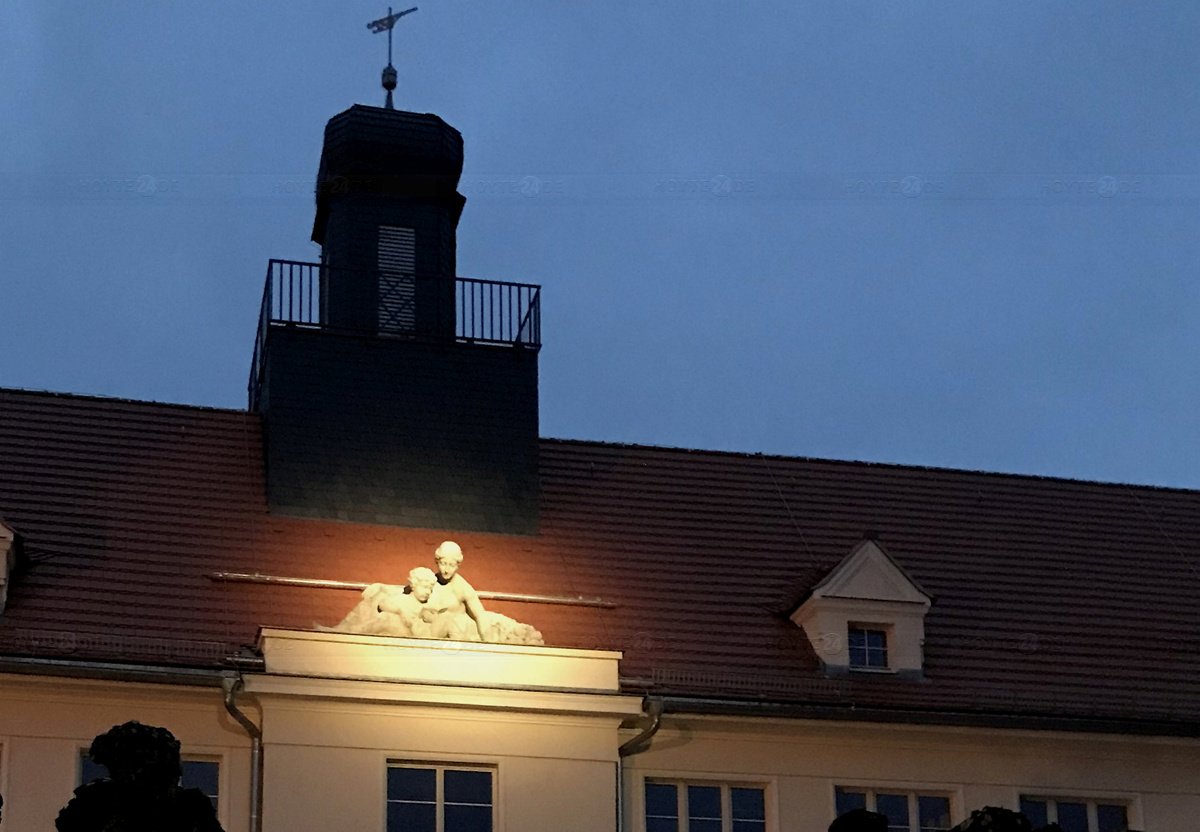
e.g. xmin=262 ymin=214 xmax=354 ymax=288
xmin=642 ymin=776 xmax=772 ymax=832
xmin=1018 ymin=794 xmax=1136 ymax=832
xmin=833 ymin=785 xmax=957 ymax=831
xmin=386 ymin=760 xmax=497 ymax=832
xmin=846 ymin=624 xmax=891 ymax=670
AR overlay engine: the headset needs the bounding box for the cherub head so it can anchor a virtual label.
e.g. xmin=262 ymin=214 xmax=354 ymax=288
xmin=407 ymin=566 xmax=438 ymax=603
xmin=434 ymin=541 xmax=464 ymax=582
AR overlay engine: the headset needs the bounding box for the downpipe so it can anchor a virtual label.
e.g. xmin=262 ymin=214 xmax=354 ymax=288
xmin=222 ymin=674 xmax=263 ymax=832
xmin=616 ymin=697 xmax=664 ymax=832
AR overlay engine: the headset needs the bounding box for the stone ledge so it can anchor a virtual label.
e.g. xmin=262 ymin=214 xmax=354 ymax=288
xmin=258 ymin=628 xmax=623 ymax=692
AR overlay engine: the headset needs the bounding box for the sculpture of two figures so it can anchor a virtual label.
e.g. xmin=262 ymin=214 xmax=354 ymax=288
xmin=323 ymin=541 xmax=544 ymax=646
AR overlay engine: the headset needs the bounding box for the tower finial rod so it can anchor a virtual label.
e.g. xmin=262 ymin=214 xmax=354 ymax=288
xmin=367 ymin=6 xmax=418 ymax=110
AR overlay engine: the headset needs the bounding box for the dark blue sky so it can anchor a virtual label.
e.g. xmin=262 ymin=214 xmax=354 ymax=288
xmin=2 ymin=1 xmax=1198 ymax=487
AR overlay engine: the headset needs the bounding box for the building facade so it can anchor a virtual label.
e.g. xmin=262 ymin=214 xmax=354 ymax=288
xmin=1 ymin=102 xmax=1198 ymax=832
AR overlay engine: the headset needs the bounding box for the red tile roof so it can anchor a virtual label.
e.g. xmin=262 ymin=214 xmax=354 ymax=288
xmin=2 ymin=387 xmax=1199 ymax=731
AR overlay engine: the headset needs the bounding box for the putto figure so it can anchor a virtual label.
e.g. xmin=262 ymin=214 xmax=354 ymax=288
xmin=376 ymin=566 xmax=440 ymax=637
xmin=321 ymin=541 xmax=544 ymax=645
xmin=326 ymin=566 xmax=442 ymax=637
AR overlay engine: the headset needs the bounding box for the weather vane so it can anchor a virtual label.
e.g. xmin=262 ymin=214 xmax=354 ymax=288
xmin=367 ymin=6 xmax=418 ymax=109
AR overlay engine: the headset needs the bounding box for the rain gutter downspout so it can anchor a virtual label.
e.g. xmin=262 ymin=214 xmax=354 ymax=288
xmin=616 ymin=697 xmax=664 ymax=832
xmin=222 ymin=674 xmax=263 ymax=832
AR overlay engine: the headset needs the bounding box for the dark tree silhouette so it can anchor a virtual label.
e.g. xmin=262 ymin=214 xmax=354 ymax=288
xmin=55 ymin=721 xmax=223 ymax=832
xmin=951 ymin=806 xmax=1033 ymax=831
xmin=829 ymin=808 xmax=889 ymax=832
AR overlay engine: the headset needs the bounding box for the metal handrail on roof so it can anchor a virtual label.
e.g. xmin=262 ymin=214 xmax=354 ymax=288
xmin=248 ymin=259 xmax=541 ymax=410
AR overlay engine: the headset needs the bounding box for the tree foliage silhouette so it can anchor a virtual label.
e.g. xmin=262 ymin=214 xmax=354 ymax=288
xmin=56 ymin=721 xmax=223 ymax=832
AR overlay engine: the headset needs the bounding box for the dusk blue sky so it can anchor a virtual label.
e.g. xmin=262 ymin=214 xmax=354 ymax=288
xmin=2 ymin=1 xmax=1198 ymax=488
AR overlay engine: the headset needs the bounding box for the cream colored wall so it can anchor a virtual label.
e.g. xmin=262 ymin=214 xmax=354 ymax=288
xmin=0 ymin=673 xmax=253 ymax=832
xmin=5 ymin=670 xmax=1199 ymax=832
xmin=622 ymin=715 xmax=1200 ymax=832
xmin=260 ymin=696 xmax=620 ymax=832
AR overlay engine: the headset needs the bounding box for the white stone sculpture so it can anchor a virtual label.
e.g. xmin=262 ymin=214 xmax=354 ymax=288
xmin=320 ymin=542 xmax=544 ymax=646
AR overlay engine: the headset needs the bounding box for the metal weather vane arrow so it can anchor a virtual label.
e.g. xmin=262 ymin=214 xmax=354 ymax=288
xmin=367 ymin=6 xmax=418 ymax=109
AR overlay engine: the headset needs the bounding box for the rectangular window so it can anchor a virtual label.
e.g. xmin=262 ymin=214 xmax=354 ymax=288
xmin=182 ymin=760 xmax=220 ymax=812
xmin=387 ymin=763 xmax=494 ymax=832
xmin=645 ymin=780 xmax=766 ymax=832
xmin=78 ymin=752 xmax=219 ymax=811
xmin=847 ymin=627 xmax=889 ymax=669
xmin=1019 ymin=797 xmax=1129 ymax=832
xmin=835 ymin=787 xmax=952 ymax=831
xmin=79 ymin=750 xmax=106 ymax=786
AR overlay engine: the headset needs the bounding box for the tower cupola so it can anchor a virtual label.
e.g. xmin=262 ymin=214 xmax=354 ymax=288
xmin=249 ymin=105 xmax=541 ymax=534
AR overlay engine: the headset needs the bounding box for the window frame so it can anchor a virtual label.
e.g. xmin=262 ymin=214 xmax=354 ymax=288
xmin=386 ymin=760 xmax=498 ymax=832
xmin=1018 ymin=794 xmax=1136 ymax=832
xmin=833 ymin=784 xmax=957 ymax=832
xmin=846 ymin=624 xmax=891 ymax=671
xmin=640 ymin=774 xmax=774 ymax=832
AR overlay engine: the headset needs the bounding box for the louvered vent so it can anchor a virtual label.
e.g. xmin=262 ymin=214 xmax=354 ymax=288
xmin=378 ymin=226 xmax=416 ymax=333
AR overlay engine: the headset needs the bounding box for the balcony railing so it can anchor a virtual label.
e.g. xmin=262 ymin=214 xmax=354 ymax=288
xmin=249 ymin=259 xmax=541 ymax=409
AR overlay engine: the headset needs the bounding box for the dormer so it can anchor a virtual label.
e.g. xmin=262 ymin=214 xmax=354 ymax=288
xmin=0 ymin=517 xmax=17 ymax=614
xmin=790 ymin=539 xmax=932 ymax=679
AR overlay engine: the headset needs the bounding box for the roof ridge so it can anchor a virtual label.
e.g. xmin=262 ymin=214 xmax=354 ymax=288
xmin=538 ymin=436 xmax=1199 ymax=496
xmin=0 ymin=389 xmax=1192 ymax=496
xmin=0 ymin=386 xmax=253 ymax=416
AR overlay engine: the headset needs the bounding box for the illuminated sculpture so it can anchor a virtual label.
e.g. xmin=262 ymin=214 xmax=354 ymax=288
xmin=322 ymin=542 xmax=544 ymax=645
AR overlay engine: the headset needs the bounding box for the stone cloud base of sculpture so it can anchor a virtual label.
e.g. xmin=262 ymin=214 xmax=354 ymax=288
xmin=319 ymin=542 xmax=545 ymax=646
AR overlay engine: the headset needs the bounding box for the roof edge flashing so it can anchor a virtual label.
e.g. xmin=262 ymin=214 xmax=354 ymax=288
xmin=647 ymin=695 xmax=1200 ymax=738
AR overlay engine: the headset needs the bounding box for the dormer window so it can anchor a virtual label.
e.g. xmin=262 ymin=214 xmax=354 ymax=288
xmin=790 ymin=539 xmax=932 ymax=679
xmin=848 ymin=627 xmax=888 ymax=669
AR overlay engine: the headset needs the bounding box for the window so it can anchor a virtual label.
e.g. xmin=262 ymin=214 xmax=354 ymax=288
xmin=1020 ymin=797 xmax=1129 ymax=832
xmin=387 ymin=763 xmax=493 ymax=832
xmin=847 ymin=627 xmax=888 ymax=669
xmin=182 ymin=760 xmax=220 ymax=812
xmin=835 ymin=787 xmax=952 ymax=831
xmin=79 ymin=751 xmax=106 ymax=786
xmin=644 ymin=780 xmax=766 ymax=832
xmin=79 ymin=752 xmax=219 ymax=811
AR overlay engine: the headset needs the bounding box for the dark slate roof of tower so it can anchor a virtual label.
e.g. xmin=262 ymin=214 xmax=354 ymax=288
xmin=2 ymin=387 xmax=1199 ymax=733
xmin=313 ymin=105 xmax=465 ymax=244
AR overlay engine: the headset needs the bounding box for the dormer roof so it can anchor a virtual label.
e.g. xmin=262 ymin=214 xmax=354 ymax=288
xmin=808 ymin=539 xmax=932 ymax=607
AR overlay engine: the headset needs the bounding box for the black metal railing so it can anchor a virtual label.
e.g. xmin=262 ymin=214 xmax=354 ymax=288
xmin=249 ymin=259 xmax=541 ymax=409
